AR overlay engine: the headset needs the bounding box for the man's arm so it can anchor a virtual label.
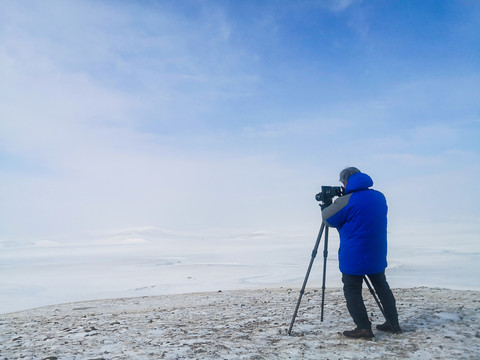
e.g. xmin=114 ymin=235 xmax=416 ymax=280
xmin=321 ymin=193 xmax=352 ymax=228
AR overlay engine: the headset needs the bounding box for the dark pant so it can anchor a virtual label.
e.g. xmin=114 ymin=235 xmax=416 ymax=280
xmin=342 ymin=271 xmax=399 ymax=330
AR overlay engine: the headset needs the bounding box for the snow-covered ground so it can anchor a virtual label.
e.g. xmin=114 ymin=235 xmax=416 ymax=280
xmin=1 ymin=287 xmax=479 ymax=359
xmin=1 ymin=226 xmax=479 ymax=358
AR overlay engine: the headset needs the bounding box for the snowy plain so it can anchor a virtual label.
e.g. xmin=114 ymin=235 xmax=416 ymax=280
xmin=1 ymin=224 xmax=479 ymax=315
xmin=1 ymin=225 xmax=479 ymax=359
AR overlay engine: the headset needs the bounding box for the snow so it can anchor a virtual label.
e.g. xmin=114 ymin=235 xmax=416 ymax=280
xmin=1 ymin=226 xmax=479 ymax=358
xmin=1 ymin=287 xmax=479 ymax=359
xmin=1 ymin=226 xmax=479 ymax=315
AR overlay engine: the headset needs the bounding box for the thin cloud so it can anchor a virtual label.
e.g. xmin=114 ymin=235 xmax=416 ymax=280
xmin=0 ymin=0 xmax=479 ymax=241
xmin=241 ymin=118 xmax=354 ymax=139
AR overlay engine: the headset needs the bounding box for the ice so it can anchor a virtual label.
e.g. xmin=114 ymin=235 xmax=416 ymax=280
xmin=0 ymin=226 xmax=479 ymax=314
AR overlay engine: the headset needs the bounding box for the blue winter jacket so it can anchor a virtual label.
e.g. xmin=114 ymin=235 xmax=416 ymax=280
xmin=321 ymin=172 xmax=388 ymax=275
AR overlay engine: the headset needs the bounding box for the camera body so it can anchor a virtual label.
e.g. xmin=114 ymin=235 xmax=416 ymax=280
xmin=315 ymin=186 xmax=344 ymax=208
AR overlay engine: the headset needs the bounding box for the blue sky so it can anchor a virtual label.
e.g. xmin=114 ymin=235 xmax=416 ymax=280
xmin=0 ymin=0 xmax=479 ymax=241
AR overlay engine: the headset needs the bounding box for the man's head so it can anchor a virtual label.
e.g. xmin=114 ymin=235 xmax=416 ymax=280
xmin=339 ymin=167 xmax=361 ymax=185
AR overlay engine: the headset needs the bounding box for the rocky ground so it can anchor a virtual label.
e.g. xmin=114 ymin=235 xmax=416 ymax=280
xmin=1 ymin=287 xmax=479 ymax=359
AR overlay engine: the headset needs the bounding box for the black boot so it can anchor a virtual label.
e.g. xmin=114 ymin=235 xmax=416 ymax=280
xmin=343 ymin=328 xmax=374 ymax=339
xmin=376 ymin=321 xmax=402 ymax=334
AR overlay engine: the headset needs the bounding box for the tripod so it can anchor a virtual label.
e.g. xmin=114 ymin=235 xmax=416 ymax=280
xmin=288 ymin=222 xmax=395 ymax=335
xmin=288 ymin=222 xmax=329 ymax=335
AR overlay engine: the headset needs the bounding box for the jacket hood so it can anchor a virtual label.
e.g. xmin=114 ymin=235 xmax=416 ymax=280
xmin=345 ymin=172 xmax=373 ymax=194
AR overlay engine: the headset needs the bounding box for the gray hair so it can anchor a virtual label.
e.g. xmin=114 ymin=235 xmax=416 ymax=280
xmin=339 ymin=167 xmax=361 ymax=184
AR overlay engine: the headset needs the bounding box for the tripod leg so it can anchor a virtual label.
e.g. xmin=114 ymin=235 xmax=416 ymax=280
xmin=320 ymin=225 xmax=329 ymax=322
xmin=288 ymin=223 xmax=325 ymax=336
xmin=363 ymin=276 xmax=396 ymax=333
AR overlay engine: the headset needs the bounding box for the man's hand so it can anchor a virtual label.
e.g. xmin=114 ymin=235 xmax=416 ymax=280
xmin=320 ymin=201 xmax=332 ymax=210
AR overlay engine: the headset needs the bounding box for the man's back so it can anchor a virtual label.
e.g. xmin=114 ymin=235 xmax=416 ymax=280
xmin=322 ymin=167 xmax=401 ymax=339
xmin=322 ymin=172 xmax=388 ymax=275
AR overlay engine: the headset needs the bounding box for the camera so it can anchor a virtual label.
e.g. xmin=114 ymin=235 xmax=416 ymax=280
xmin=315 ymin=186 xmax=344 ymax=208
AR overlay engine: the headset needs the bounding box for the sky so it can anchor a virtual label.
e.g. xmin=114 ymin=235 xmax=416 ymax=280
xmin=1 ymin=0 xmax=479 ymax=244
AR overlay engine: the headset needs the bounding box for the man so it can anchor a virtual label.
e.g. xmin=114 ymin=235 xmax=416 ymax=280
xmin=322 ymin=167 xmax=401 ymax=339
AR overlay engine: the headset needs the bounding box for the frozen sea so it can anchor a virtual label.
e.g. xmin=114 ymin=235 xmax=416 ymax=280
xmin=1 ymin=223 xmax=479 ymax=314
